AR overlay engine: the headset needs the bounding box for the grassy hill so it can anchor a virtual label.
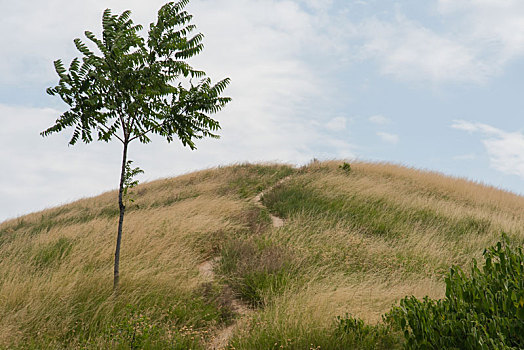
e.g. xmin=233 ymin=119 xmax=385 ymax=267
xmin=1 ymin=161 xmax=523 ymax=349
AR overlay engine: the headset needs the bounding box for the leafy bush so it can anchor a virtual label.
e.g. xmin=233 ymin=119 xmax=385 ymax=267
xmin=339 ymin=162 xmax=352 ymax=175
xmin=387 ymin=235 xmax=524 ymax=349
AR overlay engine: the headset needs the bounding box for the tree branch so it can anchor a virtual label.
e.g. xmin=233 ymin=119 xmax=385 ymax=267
xmin=129 ymin=125 xmax=156 ymax=142
xmin=98 ymin=123 xmax=124 ymax=143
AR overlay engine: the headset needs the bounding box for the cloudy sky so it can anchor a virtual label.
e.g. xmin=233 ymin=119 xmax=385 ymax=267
xmin=1 ymin=0 xmax=523 ymax=222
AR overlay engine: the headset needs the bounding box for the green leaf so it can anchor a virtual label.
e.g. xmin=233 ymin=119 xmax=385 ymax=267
xmin=518 ymin=306 xmax=524 ymax=320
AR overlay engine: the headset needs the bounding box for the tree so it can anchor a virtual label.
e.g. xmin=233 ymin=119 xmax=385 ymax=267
xmin=42 ymin=0 xmax=231 ymax=292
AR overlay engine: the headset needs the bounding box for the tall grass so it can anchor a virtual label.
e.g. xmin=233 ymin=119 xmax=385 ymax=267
xmin=1 ymin=161 xmax=523 ymax=348
xmin=225 ymin=161 xmax=524 ymax=348
xmin=0 ymin=164 xmax=293 ymax=348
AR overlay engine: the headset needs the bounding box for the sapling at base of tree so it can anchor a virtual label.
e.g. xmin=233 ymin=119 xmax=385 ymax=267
xmin=123 ymin=160 xmax=144 ymax=206
xmin=42 ymin=0 xmax=231 ymax=292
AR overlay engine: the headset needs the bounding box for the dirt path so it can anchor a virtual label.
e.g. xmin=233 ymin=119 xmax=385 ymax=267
xmin=198 ymin=257 xmax=252 ymax=350
xmin=200 ymin=176 xmax=291 ymax=350
xmin=252 ymin=175 xmax=291 ymax=229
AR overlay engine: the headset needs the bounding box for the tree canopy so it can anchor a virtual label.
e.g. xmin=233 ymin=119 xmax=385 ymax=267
xmin=43 ymin=0 xmax=230 ymax=149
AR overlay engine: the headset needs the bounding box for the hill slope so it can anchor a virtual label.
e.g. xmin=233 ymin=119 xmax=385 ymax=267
xmin=0 ymin=161 xmax=523 ymax=349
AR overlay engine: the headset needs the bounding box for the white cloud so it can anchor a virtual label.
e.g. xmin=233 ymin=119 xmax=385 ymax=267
xmin=0 ymin=0 xmax=134 ymax=85
xmin=438 ymin=0 xmax=524 ymax=63
xmin=349 ymin=1 xmax=524 ymax=84
xmin=0 ymin=104 xmax=124 ymax=219
xmin=301 ymin=0 xmax=333 ymax=11
xmin=452 ymin=120 xmax=524 ymax=178
xmin=451 ymin=120 xmax=504 ymax=136
xmin=325 ymin=116 xmax=348 ymax=131
xmin=369 ymin=115 xmax=390 ymax=125
xmin=358 ymin=17 xmax=491 ymax=83
xmin=377 ymin=131 xmax=399 ymax=144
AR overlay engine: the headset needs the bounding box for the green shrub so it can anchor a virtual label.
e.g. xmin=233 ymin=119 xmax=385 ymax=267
xmin=339 ymin=162 xmax=351 ymax=175
xmin=387 ymin=235 xmax=524 ymax=349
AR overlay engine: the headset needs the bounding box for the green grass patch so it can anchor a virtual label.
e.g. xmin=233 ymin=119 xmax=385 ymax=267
xmin=219 ymin=238 xmax=293 ymax=307
xmin=263 ymin=177 xmax=494 ymax=239
xmin=236 ymin=204 xmax=273 ymax=235
xmin=149 ymin=190 xmax=201 ymax=209
xmin=105 ymin=304 xmax=204 ymax=350
xmin=218 ymin=163 xmax=295 ymax=199
xmin=2 ymin=206 xmax=119 ymax=238
xmin=14 ymin=281 xmax=233 ymax=349
xmin=336 ymin=314 xmax=403 ymax=350
xmin=229 ymin=313 xmax=402 ymax=350
xmin=32 ymin=237 xmax=74 ymax=268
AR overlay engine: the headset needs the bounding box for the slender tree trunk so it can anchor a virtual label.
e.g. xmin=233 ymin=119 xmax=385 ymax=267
xmin=113 ymin=141 xmax=128 ymax=293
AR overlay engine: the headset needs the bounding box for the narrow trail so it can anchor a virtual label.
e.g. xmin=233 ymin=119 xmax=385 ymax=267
xmin=199 ymin=175 xmax=292 ymax=350
xmin=252 ymin=175 xmax=292 ymax=228
xmin=198 ymin=257 xmax=251 ymax=350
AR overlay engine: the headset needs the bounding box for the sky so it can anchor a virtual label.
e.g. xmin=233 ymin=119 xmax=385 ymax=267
xmin=1 ymin=0 xmax=523 ymax=222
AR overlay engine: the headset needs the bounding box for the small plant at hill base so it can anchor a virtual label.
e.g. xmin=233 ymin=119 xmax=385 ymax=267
xmin=339 ymin=162 xmax=351 ymax=174
xmin=386 ymin=234 xmax=524 ymax=349
xmin=123 ymin=160 xmax=144 ymax=205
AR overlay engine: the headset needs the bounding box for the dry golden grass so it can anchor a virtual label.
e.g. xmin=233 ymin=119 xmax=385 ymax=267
xmin=1 ymin=161 xmax=523 ymax=348
xmin=0 ymin=164 xmax=293 ymax=348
